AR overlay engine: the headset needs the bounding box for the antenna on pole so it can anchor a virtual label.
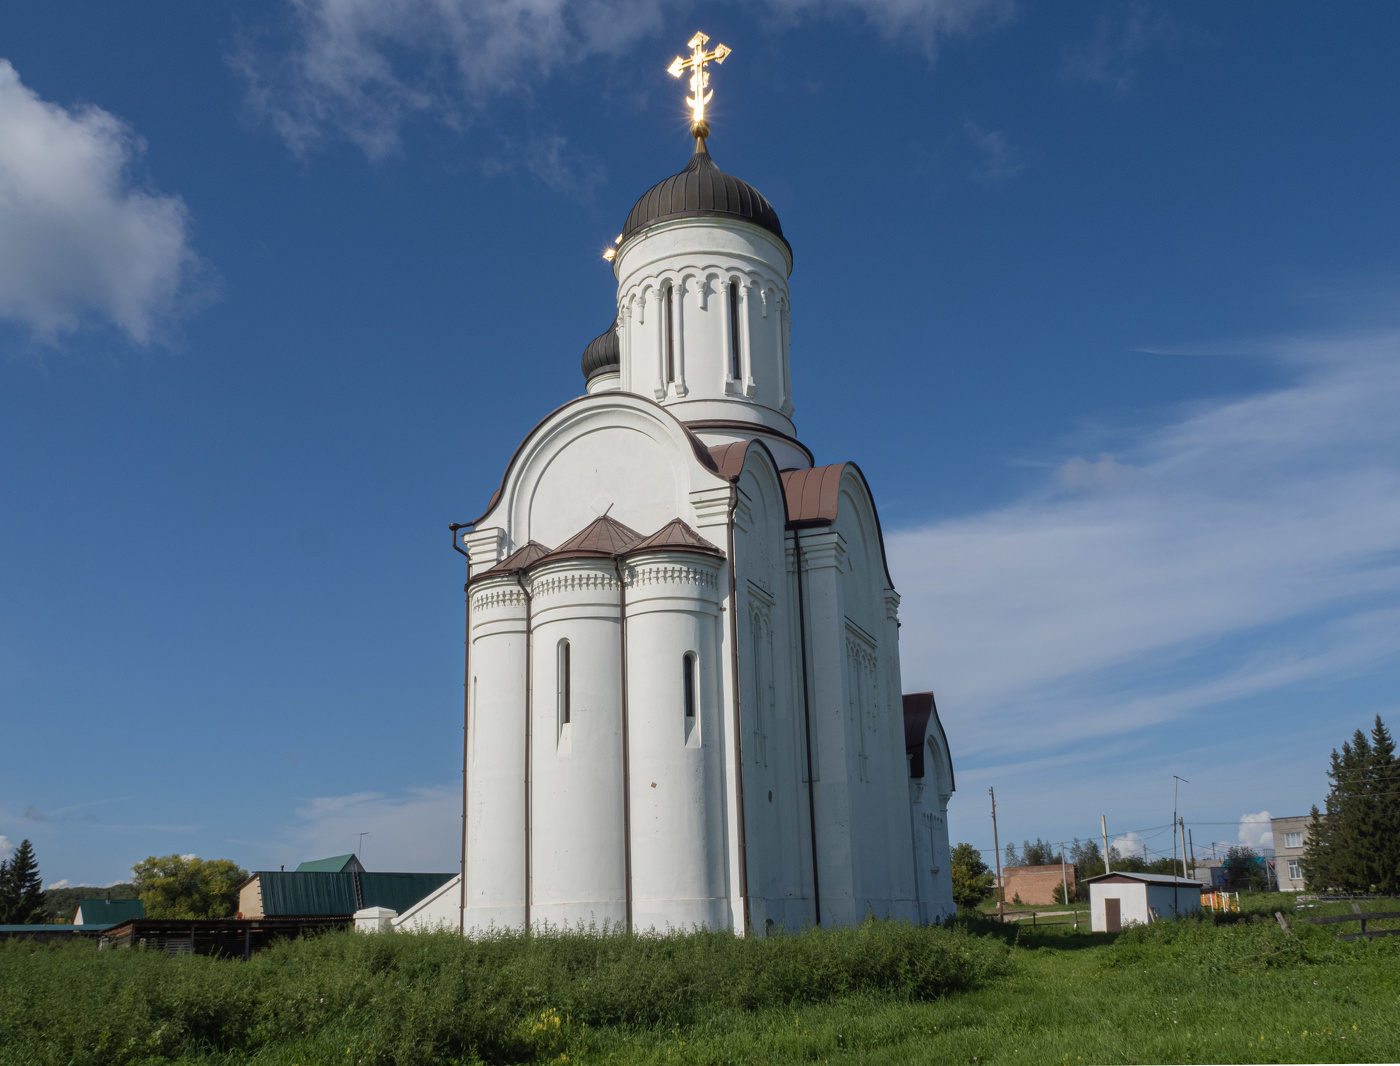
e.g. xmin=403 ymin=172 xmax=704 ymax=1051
xmin=357 ymin=832 xmax=370 ymax=864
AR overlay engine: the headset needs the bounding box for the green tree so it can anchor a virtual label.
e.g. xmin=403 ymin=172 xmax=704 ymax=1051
xmin=949 ymin=843 xmax=995 ymax=910
xmin=132 ymin=855 xmax=248 ymax=919
xmin=1303 ymin=715 xmax=1400 ymax=892
xmin=1223 ymin=846 xmax=1266 ymax=891
xmin=0 ymin=839 xmax=47 ymax=924
xmin=1019 ymin=838 xmax=1060 ymax=866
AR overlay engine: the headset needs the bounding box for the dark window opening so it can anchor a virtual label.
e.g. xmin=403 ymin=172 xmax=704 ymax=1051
xmin=728 ymin=281 xmax=741 ymax=380
xmin=663 ymin=283 xmax=675 ymax=383
xmin=683 ymin=653 xmax=696 ymax=719
xmin=559 ymin=640 xmax=571 ymax=726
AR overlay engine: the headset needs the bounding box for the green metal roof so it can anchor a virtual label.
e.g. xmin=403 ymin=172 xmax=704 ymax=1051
xmin=256 ymin=871 xmax=453 ymax=916
xmin=295 ymin=854 xmax=359 ymax=873
xmin=75 ymin=898 xmax=145 ymax=923
xmin=0 ymin=924 xmax=115 ymax=932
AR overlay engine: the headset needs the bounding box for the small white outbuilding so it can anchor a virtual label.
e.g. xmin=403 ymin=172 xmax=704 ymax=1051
xmin=1086 ymin=872 xmax=1201 ymax=931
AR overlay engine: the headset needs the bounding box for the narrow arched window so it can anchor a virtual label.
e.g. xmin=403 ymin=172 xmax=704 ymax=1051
xmin=683 ymin=652 xmax=696 ymax=719
xmin=663 ymin=282 xmax=676 ymax=383
xmin=728 ymin=281 xmax=741 ymax=380
xmin=558 ymin=640 xmax=571 ymax=728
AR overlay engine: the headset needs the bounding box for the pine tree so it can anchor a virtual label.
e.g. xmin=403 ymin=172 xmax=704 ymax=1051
xmin=0 ymin=840 xmax=45 ymax=924
xmin=1302 ymin=715 xmax=1399 ymax=892
xmin=1366 ymin=715 xmax=1399 ymax=892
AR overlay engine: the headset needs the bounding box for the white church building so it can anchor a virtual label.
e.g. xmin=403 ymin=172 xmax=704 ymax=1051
xmin=400 ymin=52 xmax=955 ymax=936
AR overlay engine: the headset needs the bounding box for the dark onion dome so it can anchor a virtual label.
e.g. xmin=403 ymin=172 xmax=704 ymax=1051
xmin=581 ymin=317 xmax=619 ymax=382
xmin=621 ymin=144 xmax=788 ymax=252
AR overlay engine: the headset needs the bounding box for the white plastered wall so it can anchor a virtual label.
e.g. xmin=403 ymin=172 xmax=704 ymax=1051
xmin=613 ymin=218 xmax=796 ymax=439
xmin=529 ymin=559 xmax=628 ymax=930
xmin=910 ymin=716 xmax=956 ymax=925
xmin=833 ymin=470 xmax=919 ymax=923
xmin=733 ymin=448 xmax=816 ymax=933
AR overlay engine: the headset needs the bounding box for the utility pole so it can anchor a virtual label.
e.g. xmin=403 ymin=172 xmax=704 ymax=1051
xmin=1101 ymin=815 xmax=1111 ymax=875
xmin=1172 ymin=776 xmax=1189 ymax=880
xmin=990 ymin=787 xmax=1005 ymax=922
xmin=1188 ymin=827 xmax=1197 ymax=878
xmin=1059 ymin=841 xmax=1070 ymax=908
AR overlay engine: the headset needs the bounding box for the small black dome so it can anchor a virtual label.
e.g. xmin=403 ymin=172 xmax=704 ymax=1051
xmin=621 ymin=146 xmax=787 ymax=251
xmin=581 ymin=318 xmax=619 ymax=382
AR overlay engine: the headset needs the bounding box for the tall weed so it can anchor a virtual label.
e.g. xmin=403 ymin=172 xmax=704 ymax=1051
xmin=0 ymin=919 xmax=1011 ymax=1065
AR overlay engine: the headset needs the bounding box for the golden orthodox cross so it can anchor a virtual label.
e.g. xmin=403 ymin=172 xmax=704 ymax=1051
xmin=667 ymin=32 xmax=731 ymax=139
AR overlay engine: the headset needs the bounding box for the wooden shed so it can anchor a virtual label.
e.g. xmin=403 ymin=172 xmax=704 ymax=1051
xmin=1086 ymin=871 xmax=1201 ymax=931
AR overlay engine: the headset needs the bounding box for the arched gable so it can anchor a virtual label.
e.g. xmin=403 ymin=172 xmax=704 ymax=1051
xmin=903 ymin=692 xmax=955 ymax=798
xmin=780 ymin=463 xmax=894 ymax=591
xmin=469 ymin=393 xmax=728 ymax=550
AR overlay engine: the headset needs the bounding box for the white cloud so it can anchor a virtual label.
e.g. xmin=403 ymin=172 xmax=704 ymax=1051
xmin=1060 ymin=0 xmax=1176 ymax=94
xmin=889 ymin=329 xmax=1400 ymax=764
xmin=0 ymin=60 xmax=202 ymax=345
xmin=0 ymin=835 xmax=12 ymax=861
xmin=1110 ymin=831 xmax=1145 ymax=859
xmin=44 ymin=878 xmax=72 ymax=890
xmin=964 ymin=119 xmax=1025 ymax=186
xmin=1238 ymin=810 xmax=1273 ymax=850
xmin=238 ymin=0 xmax=1014 ymax=158
xmin=290 ymin=787 xmax=459 ymax=871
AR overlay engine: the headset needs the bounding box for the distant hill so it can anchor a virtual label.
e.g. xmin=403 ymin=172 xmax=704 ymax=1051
xmin=42 ymin=883 xmax=139 ymax=923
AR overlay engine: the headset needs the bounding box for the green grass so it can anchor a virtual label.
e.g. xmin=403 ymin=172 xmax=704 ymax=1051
xmin=1 ymin=898 xmax=1398 ymax=1064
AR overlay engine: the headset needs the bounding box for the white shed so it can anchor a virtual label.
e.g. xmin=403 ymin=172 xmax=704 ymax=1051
xmin=1086 ymin=872 xmax=1201 ymax=931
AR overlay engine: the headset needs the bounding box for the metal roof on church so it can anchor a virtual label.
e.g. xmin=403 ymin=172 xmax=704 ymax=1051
xmin=477 ymin=540 xmax=553 ymax=579
xmin=782 ymin=464 xmax=848 ymax=527
xmin=540 ymin=515 xmax=644 ymax=562
xmin=630 ymin=518 xmax=723 ymax=556
xmin=621 ymin=146 xmax=788 ymax=252
xmin=582 ymin=318 xmax=620 ymax=381
xmin=901 ymin=692 xmax=954 ymax=787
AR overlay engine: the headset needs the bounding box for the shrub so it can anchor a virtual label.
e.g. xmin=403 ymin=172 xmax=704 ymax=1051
xmin=0 ymin=919 xmax=1013 ymax=1065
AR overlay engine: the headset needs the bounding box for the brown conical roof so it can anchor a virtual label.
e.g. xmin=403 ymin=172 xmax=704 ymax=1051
xmin=537 ymin=515 xmax=643 ymax=563
xmin=628 ymin=518 xmax=723 ymax=557
xmin=473 ymin=540 xmax=553 ymax=581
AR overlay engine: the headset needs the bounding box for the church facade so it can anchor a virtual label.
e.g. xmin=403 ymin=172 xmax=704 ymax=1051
xmin=419 ymin=127 xmax=955 ymax=936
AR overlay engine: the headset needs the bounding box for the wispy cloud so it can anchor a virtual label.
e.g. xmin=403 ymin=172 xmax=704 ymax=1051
xmin=1060 ymin=1 xmax=1176 ymax=94
xmin=963 ymin=119 xmax=1025 ymax=185
xmin=0 ymin=836 xmax=12 ymax=860
xmin=289 ymin=787 xmax=460 ymax=871
xmin=889 ymin=328 xmax=1400 ymax=768
xmin=479 ymin=134 xmax=606 ymax=201
xmin=0 ymin=60 xmax=206 ymax=347
xmin=237 ymin=0 xmax=1015 ymax=160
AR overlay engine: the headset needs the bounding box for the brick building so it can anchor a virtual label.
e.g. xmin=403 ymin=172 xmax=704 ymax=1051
xmin=1002 ymin=863 xmax=1075 ymax=905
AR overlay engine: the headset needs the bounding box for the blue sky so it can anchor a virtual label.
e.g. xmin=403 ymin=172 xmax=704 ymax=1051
xmin=2 ymin=0 xmax=1397 ymax=886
